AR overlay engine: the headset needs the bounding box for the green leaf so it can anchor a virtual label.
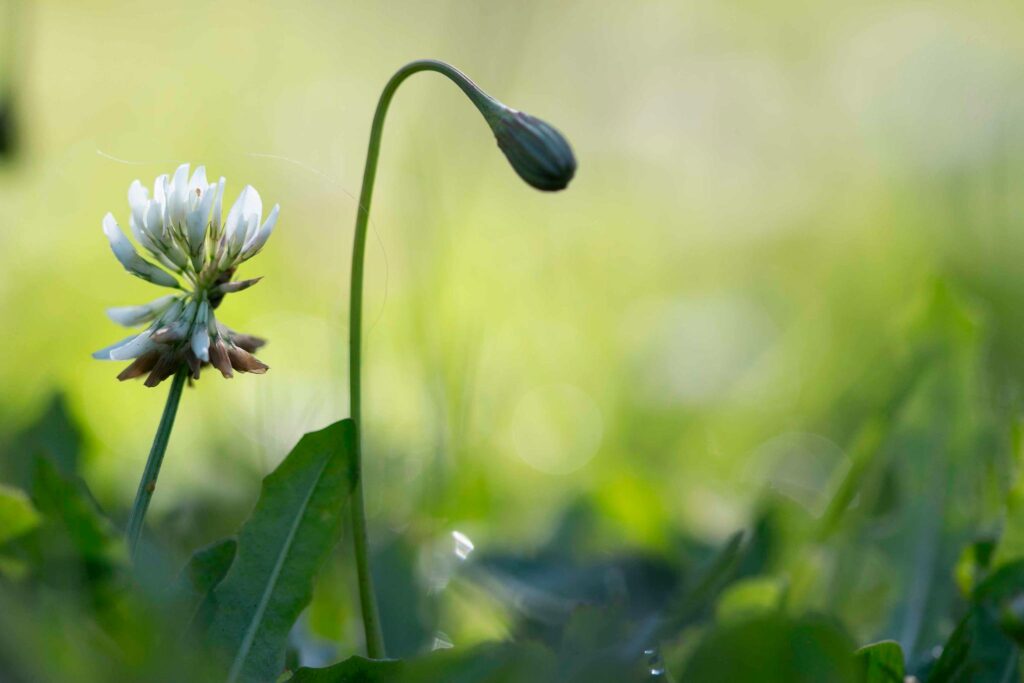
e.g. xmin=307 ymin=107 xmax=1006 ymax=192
xmin=288 ymin=656 xmax=402 ymax=682
xmin=922 ymin=559 xmax=1024 ymax=682
xmin=29 ymin=455 xmax=121 ymax=563
xmin=0 ymin=483 xmax=40 ymax=547
xmin=207 ymin=420 xmax=357 ymax=683
xmin=681 ymin=613 xmax=858 ymax=683
xmin=926 ymin=608 xmax=1018 ymax=683
xmin=854 ymin=640 xmax=904 ymax=682
xmin=174 ymin=537 xmax=237 ymax=634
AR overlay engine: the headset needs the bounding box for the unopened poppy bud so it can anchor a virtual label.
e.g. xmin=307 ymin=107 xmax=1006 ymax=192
xmin=487 ymin=108 xmax=577 ymax=192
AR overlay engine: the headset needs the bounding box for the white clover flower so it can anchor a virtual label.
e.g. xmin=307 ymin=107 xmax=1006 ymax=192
xmin=94 ymin=163 xmax=279 ymax=387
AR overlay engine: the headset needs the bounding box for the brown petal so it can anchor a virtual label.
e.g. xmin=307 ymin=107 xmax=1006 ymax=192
xmin=231 ymin=333 xmax=267 ymax=353
xmin=144 ymin=354 xmax=180 ymax=388
xmin=227 ymin=346 xmax=269 ymax=374
xmin=209 ymin=340 xmax=234 ymax=378
xmin=117 ymin=351 xmax=160 ymax=381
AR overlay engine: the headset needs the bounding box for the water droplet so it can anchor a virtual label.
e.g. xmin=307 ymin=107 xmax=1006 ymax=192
xmin=432 ymin=631 xmax=454 ymax=651
xmin=643 ymin=648 xmax=666 ymax=677
xmin=452 ymin=530 xmax=475 ymax=560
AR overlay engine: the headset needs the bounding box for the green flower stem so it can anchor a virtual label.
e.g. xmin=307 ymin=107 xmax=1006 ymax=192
xmin=348 ymin=60 xmax=494 ymax=660
xmin=125 ymin=367 xmax=187 ymax=560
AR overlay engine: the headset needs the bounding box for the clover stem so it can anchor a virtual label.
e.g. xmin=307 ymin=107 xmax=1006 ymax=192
xmin=348 ymin=59 xmax=495 ymax=659
xmin=125 ymin=367 xmax=187 ymax=560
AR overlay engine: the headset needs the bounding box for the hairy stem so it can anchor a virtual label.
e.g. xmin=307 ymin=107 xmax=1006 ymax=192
xmin=349 ymin=60 xmax=494 ymax=659
xmin=125 ymin=367 xmax=187 ymax=560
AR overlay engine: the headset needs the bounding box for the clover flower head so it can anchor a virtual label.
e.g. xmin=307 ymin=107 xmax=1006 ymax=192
xmin=93 ymin=163 xmax=279 ymax=387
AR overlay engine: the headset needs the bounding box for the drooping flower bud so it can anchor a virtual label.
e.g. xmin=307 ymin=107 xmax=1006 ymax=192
xmin=487 ymin=108 xmax=577 ymax=192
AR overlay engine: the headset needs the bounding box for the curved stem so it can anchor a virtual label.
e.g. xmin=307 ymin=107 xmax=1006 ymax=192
xmin=349 ymin=60 xmax=495 ymax=660
xmin=125 ymin=367 xmax=187 ymax=560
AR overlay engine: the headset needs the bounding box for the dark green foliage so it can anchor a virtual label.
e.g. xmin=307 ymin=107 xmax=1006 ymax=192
xmin=11 ymin=454 xmax=125 ymax=612
xmin=1 ymin=393 xmax=84 ymax=489
xmin=923 ymin=561 xmax=1024 ymax=682
xmin=5 ymin=301 xmax=1024 ymax=682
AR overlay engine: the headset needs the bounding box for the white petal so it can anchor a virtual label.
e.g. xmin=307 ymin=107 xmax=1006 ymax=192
xmin=128 ymin=180 xmax=149 ymax=230
xmin=188 ymin=165 xmax=208 ymax=195
xmin=103 ymin=213 xmax=180 ymax=288
xmin=195 ymin=175 xmax=217 ymax=221
xmin=241 ymin=184 xmax=262 ymax=225
xmin=224 ymin=185 xmax=250 ymax=242
xmin=106 ymin=294 xmax=178 ymax=327
xmin=153 ymin=173 xmax=168 ymax=204
xmin=186 ymin=180 xmax=218 ymax=254
xmin=242 ymin=203 xmax=278 ymax=257
xmin=243 ymin=214 xmax=259 ymax=246
xmin=128 ymin=212 xmax=148 ymax=246
xmin=140 ymin=263 xmax=180 ymax=288
xmin=185 ymin=210 xmax=207 ymax=254
xmin=158 ymin=298 xmax=184 ymax=324
xmin=191 ymin=326 xmax=210 ymax=362
xmin=168 ymin=163 xmax=190 ymax=227
xmin=109 ymin=329 xmax=157 ymax=361
xmin=210 ymin=178 xmax=226 ymax=237
xmin=103 ymin=213 xmax=139 ymax=266
xmin=92 ymin=334 xmax=136 ymax=360
xmin=144 ymin=200 xmax=163 ymax=239
xmin=190 ymin=300 xmax=211 ymax=361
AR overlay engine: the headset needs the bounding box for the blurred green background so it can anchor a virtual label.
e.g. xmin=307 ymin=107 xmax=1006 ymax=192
xmin=3 ymin=0 xmax=1024 ymax=672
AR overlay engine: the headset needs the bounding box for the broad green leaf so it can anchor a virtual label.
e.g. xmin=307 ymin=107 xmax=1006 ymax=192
xmin=681 ymin=613 xmax=858 ymax=683
xmin=0 ymin=483 xmax=40 ymax=547
xmin=854 ymin=640 xmax=904 ymax=682
xmin=174 ymin=537 xmax=237 ymax=635
xmin=208 ymin=420 xmax=357 ymax=683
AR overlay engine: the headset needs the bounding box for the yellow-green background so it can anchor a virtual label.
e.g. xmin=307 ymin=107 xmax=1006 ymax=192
xmin=2 ymin=0 xmax=1024 ymax=650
